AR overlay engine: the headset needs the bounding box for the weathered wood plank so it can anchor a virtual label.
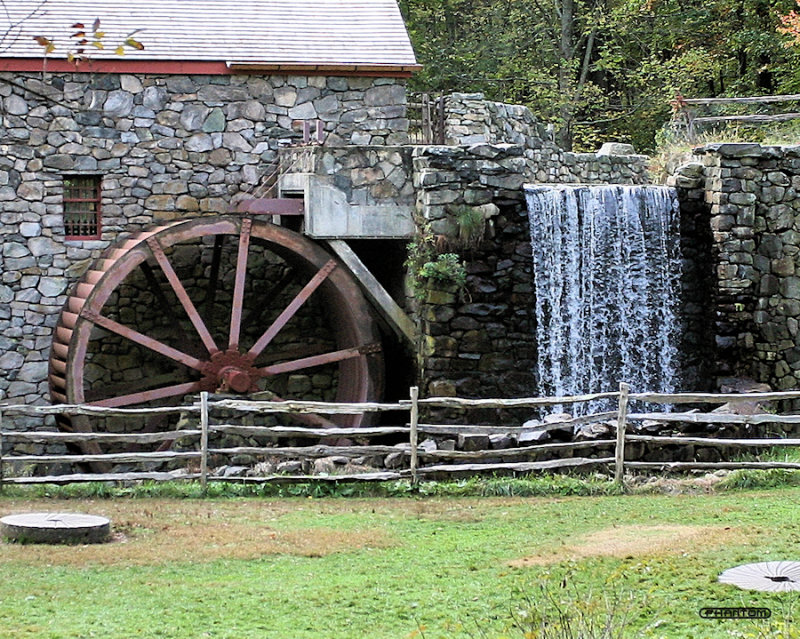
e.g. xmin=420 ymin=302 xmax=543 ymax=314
xmin=208 ymin=472 xmax=403 ymax=483
xmin=416 ymin=393 xmax=619 ymax=408
xmin=6 ymin=451 xmax=201 ymax=464
xmin=416 ymin=412 xmax=616 ymax=435
xmin=204 ymin=399 xmax=404 ymax=414
xmin=209 ymin=425 xmax=410 ymax=438
xmin=415 ymin=456 xmax=615 ymax=475
xmin=615 ymin=383 xmax=631 ymax=484
xmin=327 ymin=239 xmax=417 ymax=344
xmin=626 ymin=461 xmax=800 ymax=470
xmin=4 ymin=472 xmax=201 ymax=484
xmin=682 ymin=94 xmax=800 ymax=105
xmin=693 ymin=113 xmax=800 ymax=124
xmin=629 ymin=390 xmax=800 ymax=404
xmin=626 ymin=435 xmax=800 ymax=447
xmin=626 ymin=412 xmax=800 ymax=424
xmin=420 ymin=440 xmax=616 ymax=460
xmin=208 ymin=445 xmax=400 ymax=458
xmin=0 ymin=404 xmax=199 ymax=416
xmin=1 ymin=430 xmax=201 ymax=443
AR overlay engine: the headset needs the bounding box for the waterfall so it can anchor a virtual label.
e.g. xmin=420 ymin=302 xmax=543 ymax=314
xmin=526 ymin=184 xmax=681 ymax=411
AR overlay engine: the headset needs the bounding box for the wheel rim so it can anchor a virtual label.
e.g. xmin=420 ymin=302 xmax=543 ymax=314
xmin=49 ymin=217 xmax=384 ymax=434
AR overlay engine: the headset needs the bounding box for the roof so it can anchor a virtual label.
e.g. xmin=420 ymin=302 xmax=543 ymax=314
xmin=0 ymin=0 xmax=420 ymax=75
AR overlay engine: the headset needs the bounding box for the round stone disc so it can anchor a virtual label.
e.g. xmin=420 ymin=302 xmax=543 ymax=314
xmin=1 ymin=513 xmax=111 ymax=544
xmin=719 ymin=561 xmax=800 ymax=592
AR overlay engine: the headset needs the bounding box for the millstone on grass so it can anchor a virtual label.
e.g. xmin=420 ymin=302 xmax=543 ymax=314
xmin=0 ymin=513 xmax=111 ymax=544
xmin=719 ymin=561 xmax=800 ymax=592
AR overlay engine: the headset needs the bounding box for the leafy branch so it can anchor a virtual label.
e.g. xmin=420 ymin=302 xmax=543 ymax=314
xmin=33 ymin=18 xmax=144 ymax=65
xmin=405 ymin=220 xmax=467 ymax=299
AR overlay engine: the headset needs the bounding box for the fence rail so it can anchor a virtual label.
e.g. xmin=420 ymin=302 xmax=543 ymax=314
xmin=3 ymin=384 xmax=800 ymax=489
xmin=672 ymin=93 xmax=800 ymax=141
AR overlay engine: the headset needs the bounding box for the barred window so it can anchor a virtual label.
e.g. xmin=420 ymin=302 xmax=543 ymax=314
xmin=63 ymin=175 xmax=102 ymax=239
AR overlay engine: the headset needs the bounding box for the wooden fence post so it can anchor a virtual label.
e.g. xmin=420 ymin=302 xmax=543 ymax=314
xmin=0 ymin=406 xmax=4 ymax=492
xmin=614 ymin=382 xmax=631 ymax=485
xmin=409 ymin=386 xmax=419 ymax=486
xmin=200 ymin=391 xmax=209 ymax=493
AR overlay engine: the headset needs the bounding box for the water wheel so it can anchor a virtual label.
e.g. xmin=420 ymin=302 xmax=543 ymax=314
xmin=48 ymin=216 xmax=384 ymax=444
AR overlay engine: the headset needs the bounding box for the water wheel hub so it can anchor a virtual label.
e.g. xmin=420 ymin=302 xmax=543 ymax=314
xmin=203 ymin=350 xmax=260 ymax=393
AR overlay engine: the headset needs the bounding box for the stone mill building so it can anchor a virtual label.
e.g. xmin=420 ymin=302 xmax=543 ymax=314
xmin=3 ymin=0 xmax=800 ymax=445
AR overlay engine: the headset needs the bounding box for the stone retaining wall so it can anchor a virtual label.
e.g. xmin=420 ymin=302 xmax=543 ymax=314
xmin=280 ymin=145 xmax=415 ymax=207
xmin=441 ymin=93 xmax=649 ymax=184
xmin=411 ymin=140 xmax=650 ymax=412
xmin=671 ymin=143 xmax=800 ymax=391
xmin=412 ymin=143 xmax=649 ymax=237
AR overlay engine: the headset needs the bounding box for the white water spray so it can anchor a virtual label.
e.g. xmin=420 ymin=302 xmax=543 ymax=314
xmin=526 ymin=184 xmax=681 ymax=410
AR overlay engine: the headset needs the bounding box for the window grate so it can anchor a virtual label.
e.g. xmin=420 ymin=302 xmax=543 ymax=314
xmin=63 ymin=175 xmax=101 ymax=239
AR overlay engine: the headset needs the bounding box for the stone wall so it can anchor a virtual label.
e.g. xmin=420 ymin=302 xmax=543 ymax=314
xmin=0 ymin=71 xmax=409 ymax=409
xmin=280 ymin=145 xmax=415 ymax=207
xmin=672 ymin=143 xmax=800 ymax=391
xmin=441 ymin=92 xmax=649 ymax=185
xmin=442 ymin=92 xmax=556 ymax=147
xmin=412 ymin=142 xmax=649 ymax=237
xmin=411 ymin=141 xmax=650 ymax=410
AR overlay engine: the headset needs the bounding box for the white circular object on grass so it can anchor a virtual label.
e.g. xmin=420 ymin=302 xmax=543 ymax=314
xmin=719 ymin=561 xmax=800 ymax=592
xmin=1 ymin=513 xmax=111 ymax=544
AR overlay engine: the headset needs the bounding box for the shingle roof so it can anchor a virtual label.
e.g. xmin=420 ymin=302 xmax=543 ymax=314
xmin=0 ymin=0 xmax=420 ymax=72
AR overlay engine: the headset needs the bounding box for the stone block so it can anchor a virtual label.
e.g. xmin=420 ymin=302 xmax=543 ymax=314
xmin=457 ymin=433 xmax=490 ymax=451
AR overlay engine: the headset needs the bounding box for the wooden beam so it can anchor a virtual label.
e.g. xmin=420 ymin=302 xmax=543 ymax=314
xmin=693 ymin=113 xmax=800 ymax=124
xmin=683 ymin=94 xmax=800 ymax=105
xmin=326 ymin=240 xmax=417 ymax=345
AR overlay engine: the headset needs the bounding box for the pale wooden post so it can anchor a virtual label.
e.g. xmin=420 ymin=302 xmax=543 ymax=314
xmin=0 ymin=407 xmax=4 ymax=492
xmin=614 ymin=382 xmax=631 ymax=485
xmin=200 ymin=391 xmax=209 ymax=493
xmin=409 ymin=386 xmax=419 ymax=485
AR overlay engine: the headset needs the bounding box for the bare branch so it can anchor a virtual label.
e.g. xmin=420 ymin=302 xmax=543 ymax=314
xmin=0 ymin=0 xmax=48 ymax=53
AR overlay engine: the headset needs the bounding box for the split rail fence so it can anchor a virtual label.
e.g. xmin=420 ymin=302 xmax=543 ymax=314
xmin=672 ymin=93 xmax=800 ymax=141
xmin=3 ymin=384 xmax=800 ymax=489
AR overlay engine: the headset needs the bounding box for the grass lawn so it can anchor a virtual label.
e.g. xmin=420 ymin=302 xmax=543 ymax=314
xmin=1 ymin=485 xmax=799 ymax=638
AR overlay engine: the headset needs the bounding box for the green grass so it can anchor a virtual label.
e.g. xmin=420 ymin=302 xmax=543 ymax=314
xmin=2 ymin=485 xmax=800 ymax=638
xmin=651 ymin=119 xmax=800 ymax=183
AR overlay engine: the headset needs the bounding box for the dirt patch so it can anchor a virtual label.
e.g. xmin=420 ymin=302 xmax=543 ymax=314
xmin=0 ymin=499 xmax=395 ymax=566
xmin=509 ymin=524 xmax=741 ymax=567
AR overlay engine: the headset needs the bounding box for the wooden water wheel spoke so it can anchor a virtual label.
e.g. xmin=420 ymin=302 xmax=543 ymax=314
xmin=139 ymin=262 xmax=177 ymax=319
xmin=84 ymin=372 xmax=188 ymax=403
xmin=146 ymin=237 xmax=219 ymax=355
xmin=259 ymin=343 xmax=380 ymax=376
xmin=49 ymin=216 xmax=384 ymax=457
xmin=205 ymin=235 xmax=225 ymax=334
xmin=257 ymin=390 xmax=337 ymax=428
xmin=228 ymin=218 xmax=252 ymax=349
xmin=255 ymin=344 xmax=327 ymax=366
xmin=139 ymin=261 xmax=205 ymax=359
xmin=90 ymin=381 xmax=205 ymax=408
xmin=247 ymin=259 xmax=338 ymax=359
xmin=81 ymin=309 xmax=206 ymax=372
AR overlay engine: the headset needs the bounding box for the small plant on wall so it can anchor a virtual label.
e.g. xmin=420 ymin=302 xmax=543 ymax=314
xmin=451 ymin=204 xmax=486 ymax=251
xmin=405 ymin=219 xmax=467 ymax=300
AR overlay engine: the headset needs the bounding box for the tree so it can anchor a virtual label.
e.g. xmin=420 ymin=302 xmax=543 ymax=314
xmin=401 ymin=0 xmax=800 ymax=151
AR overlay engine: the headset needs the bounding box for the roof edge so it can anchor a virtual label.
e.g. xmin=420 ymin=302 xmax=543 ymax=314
xmin=227 ymin=62 xmax=422 ymax=77
xmin=0 ymin=58 xmax=421 ymax=77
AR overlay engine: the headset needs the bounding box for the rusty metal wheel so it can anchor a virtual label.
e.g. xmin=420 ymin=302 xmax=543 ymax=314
xmin=48 ymin=216 xmax=384 ymax=440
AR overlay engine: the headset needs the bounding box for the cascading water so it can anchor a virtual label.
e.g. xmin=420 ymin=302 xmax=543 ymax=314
xmin=526 ymin=184 xmax=681 ymax=412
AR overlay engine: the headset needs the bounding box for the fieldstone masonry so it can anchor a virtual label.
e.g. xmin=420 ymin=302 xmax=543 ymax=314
xmin=1 ymin=75 xmax=741 ymax=443
xmin=0 ymin=70 xmax=409 ymax=416
xmin=412 ymin=105 xmax=649 ymax=408
xmin=672 ymin=143 xmax=800 ymax=391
